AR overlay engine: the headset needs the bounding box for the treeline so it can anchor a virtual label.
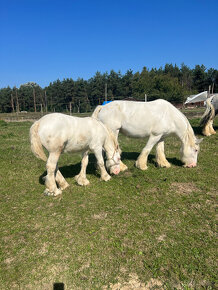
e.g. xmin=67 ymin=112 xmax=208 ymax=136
xmin=0 ymin=64 xmax=218 ymax=113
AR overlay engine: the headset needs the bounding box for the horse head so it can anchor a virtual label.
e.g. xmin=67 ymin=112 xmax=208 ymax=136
xmin=105 ymin=144 xmax=121 ymax=175
xmin=181 ymin=138 xmax=203 ymax=168
xmin=103 ymin=126 xmax=121 ymax=175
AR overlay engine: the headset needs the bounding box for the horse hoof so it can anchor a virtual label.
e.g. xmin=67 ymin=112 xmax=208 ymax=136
xmin=120 ymin=163 xmax=128 ymax=172
xmin=158 ymin=162 xmax=171 ymax=168
xmin=44 ymin=189 xmax=54 ymax=196
xmin=135 ymin=161 xmax=148 ymax=170
xmin=75 ymin=175 xmax=90 ymax=186
xmin=60 ymin=182 xmax=70 ymax=190
xmin=53 ymin=189 xmax=62 ymax=196
xmin=101 ymin=174 xmax=111 ymax=182
xmin=44 ymin=188 xmax=62 ymax=196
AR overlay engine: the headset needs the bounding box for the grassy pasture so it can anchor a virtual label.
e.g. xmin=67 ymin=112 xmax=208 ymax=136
xmin=0 ymin=115 xmax=217 ymax=289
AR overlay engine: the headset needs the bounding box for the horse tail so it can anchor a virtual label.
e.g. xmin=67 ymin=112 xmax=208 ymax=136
xmin=200 ymin=97 xmax=215 ymax=127
xmin=30 ymin=121 xmax=47 ymax=162
xmin=92 ymin=105 xmax=103 ymax=119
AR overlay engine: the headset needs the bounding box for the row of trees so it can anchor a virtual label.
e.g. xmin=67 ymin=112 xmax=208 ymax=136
xmin=0 ymin=64 xmax=218 ymax=113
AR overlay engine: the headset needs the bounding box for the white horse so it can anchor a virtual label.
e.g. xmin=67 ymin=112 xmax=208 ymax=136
xmin=30 ymin=113 xmax=121 ymax=196
xmin=200 ymin=95 xmax=218 ymax=136
xmin=92 ymin=99 xmax=203 ymax=170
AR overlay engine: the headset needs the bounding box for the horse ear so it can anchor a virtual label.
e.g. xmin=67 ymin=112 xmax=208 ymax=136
xmin=196 ymin=138 xmax=203 ymax=145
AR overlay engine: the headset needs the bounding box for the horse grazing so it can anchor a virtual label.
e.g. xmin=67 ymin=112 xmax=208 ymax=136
xmin=30 ymin=113 xmax=121 ymax=196
xmin=92 ymin=99 xmax=203 ymax=170
xmin=200 ymin=94 xmax=218 ymax=136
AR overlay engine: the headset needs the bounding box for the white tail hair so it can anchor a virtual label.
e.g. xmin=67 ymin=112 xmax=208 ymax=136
xmin=30 ymin=121 xmax=47 ymax=161
xmin=92 ymin=105 xmax=103 ymax=119
xmin=200 ymin=97 xmax=215 ymax=127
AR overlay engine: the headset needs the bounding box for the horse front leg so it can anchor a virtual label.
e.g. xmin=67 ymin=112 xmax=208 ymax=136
xmin=75 ymin=151 xmax=90 ymax=186
xmin=156 ymin=141 xmax=171 ymax=168
xmin=208 ymin=120 xmax=216 ymax=135
xmin=93 ymin=148 xmax=111 ymax=181
xmin=202 ymin=122 xmax=211 ymax=136
xmin=135 ymin=134 xmax=162 ymax=170
xmin=44 ymin=152 xmax=62 ymax=196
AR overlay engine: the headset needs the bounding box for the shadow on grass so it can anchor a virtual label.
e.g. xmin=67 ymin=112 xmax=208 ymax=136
xmin=53 ymin=283 xmax=64 ymax=290
xmin=39 ymin=151 xmax=184 ymax=185
xmin=192 ymin=125 xmax=204 ymax=135
xmin=121 ymin=151 xmax=183 ymax=167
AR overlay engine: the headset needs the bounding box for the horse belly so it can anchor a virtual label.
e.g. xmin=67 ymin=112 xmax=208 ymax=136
xmin=64 ymin=138 xmax=89 ymax=153
xmin=121 ymin=121 xmax=150 ymax=138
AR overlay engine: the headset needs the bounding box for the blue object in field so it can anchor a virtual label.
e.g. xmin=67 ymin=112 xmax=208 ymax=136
xmin=102 ymin=101 xmax=112 ymax=105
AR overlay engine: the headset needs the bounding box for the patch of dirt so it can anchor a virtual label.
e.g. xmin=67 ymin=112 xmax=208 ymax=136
xmin=170 ymin=182 xmax=199 ymax=195
xmin=92 ymin=212 xmax=108 ymax=220
xmin=4 ymin=257 xmax=14 ymax=265
xmin=39 ymin=243 xmax=49 ymax=255
xmin=157 ymin=234 xmax=167 ymax=242
xmin=103 ymin=274 xmax=164 ymax=289
xmin=122 ymin=171 xmax=133 ymax=178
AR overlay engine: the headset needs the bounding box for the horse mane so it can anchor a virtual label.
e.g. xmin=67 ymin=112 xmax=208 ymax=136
xmin=102 ymin=122 xmax=121 ymax=154
xmin=105 ymin=125 xmax=120 ymax=148
xmin=182 ymin=123 xmax=196 ymax=147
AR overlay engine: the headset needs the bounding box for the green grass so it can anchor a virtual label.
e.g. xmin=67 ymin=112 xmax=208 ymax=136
xmin=0 ymin=116 xmax=217 ymax=289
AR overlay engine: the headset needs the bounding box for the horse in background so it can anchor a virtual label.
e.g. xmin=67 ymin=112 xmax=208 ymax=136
xmin=200 ymin=94 xmax=218 ymax=136
xmin=30 ymin=113 xmax=121 ymax=196
xmin=92 ymin=99 xmax=203 ymax=171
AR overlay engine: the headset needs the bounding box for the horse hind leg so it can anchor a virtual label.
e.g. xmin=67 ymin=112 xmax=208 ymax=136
xmin=75 ymin=151 xmax=90 ymax=186
xmin=115 ymin=128 xmax=128 ymax=172
xmin=208 ymin=120 xmax=216 ymax=135
xmin=55 ymin=170 xmax=69 ymax=190
xmin=44 ymin=152 xmax=62 ymax=196
xmin=136 ymin=134 xmax=162 ymax=170
xmin=156 ymin=141 xmax=171 ymax=168
xmin=202 ymin=121 xmax=211 ymax=136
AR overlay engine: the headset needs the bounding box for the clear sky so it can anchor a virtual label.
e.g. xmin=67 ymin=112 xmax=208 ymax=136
xmin=1 ymin=0 xmax=218 ymax=88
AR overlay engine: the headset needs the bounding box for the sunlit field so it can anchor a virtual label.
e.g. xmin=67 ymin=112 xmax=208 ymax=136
xmin=0 ymin=113 xmax=217 ymax=289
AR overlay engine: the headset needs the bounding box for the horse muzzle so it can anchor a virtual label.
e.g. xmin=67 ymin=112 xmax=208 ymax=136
xmin=110 ymin=164 xmax=120 ymax=175
xmin=184 ymin=162 xmax=197 ymax=168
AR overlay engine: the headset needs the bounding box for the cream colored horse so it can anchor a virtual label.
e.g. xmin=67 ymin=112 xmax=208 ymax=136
xmin=200 ymin=95 xmax=218 ymax=136
xmin=92 ymin=99 xmax=203 ymax=170
xmin=30 ymin=113 xmax=121 ymax=196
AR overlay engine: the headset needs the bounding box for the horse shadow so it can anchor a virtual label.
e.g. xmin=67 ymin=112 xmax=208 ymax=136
xmin=121 ymin=151 xmax=183 ymax=167
xmin=192 ymin=125 xmax=203 ymax=136
xmin=39 ymin=150 xmax=183 ymax=184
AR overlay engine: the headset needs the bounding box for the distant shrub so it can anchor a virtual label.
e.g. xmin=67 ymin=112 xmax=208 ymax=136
xmin=0 ymin=120 xmax=7 ymax=127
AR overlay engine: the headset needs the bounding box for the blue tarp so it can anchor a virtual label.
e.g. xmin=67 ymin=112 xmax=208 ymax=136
xmin=102 ymin=101 xmax=112 ymax=106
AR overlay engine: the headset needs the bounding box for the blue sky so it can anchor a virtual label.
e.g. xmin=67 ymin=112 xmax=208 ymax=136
xmin=0 ymin=0 xmax=218 ymax=88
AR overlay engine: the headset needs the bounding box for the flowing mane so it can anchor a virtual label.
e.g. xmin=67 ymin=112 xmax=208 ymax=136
xmin=92 ymin=116 xmax=120 ymax=152
xmin=182 ymin=122 xmax=196 ymax=147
